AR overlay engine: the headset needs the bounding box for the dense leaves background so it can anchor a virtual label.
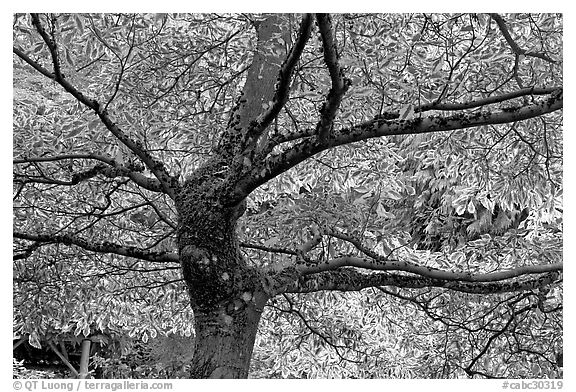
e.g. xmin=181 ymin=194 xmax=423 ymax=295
xmin=13 ymin=13 xmax=562 ymax=378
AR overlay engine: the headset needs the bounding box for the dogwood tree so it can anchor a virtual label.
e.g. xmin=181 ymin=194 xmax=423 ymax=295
xmin=13 ymin=13 xmax=562 ymax=378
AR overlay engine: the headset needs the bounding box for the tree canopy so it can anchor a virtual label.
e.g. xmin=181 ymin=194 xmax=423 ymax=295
xmin=13 ymin=13 xmax=562 ymax=378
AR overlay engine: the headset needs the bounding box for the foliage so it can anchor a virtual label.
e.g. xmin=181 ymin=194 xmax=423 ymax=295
xmin=251 ymin=285 xmax=562 ymax=378
xmin=13 ymin=358 xmax=63 ymax=379
xmin=13 ymin=246 xmax=193 ymax=350
xmin=91 ymin=334 xmax=194 ymax=378
xmin=13 ymin=13 xmax=562 ymax=378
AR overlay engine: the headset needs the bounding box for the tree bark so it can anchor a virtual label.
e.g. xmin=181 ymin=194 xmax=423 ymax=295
xmin=176 ymin=14 xmax=291 ymax=378
xmin=189 ymin=294 xmax=268 ymax=378
xmin=176 ymin=167 xmax=270 ymax=378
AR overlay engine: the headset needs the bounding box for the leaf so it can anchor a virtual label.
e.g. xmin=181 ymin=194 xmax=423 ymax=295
xmin=386 ymin=190 xmax=402 ymax=201
xmin=466 ymin=221 xmax=482 ymax=235
xmin=328 ymin=243 xmax=336 ymax=258
xmin=478 ymin=195 xmax=495 ymax=212
xmin=449 ymin=251 xmax=465 ymax=264
xmin=263 ymin=237 xmax=279 ymax=247
xmin=87 ymin=119 xmax=100 ymax=131
xmin=153 ymin=13 xmax=166 ymax=24
xmin=376 ymin=203 xmax=393 ymax=218
xmin=74 ymin=15 xmax=84 ymax=35
xmin=432 ymin=57 xmax=444 ymax=73
xmin=29 ymin=332 xmax=41 ymax=349
xmin=467 ymin=200 xmax=476 ymax=215
xmin=31 ymin=41 xmax=44 ymax=54
xmin=130 ymin=212 xmax=147 ymax=225
xmin=114 ymin=148 xmax=124 ymax=164
xmin=66 ymin=127 xmax=83 ymax=138
xmin=124 ymin=112 xmax=135 ymax=124
xmin=455 ymin=203 xmax=467 ymax=216
xmin=494 ymin=210 xmax=512 ymax=230
xmin=399 ymin=104 xmax=415 ymax=120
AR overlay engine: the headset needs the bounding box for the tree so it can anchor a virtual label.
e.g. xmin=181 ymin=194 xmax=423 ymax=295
xmin=13 ymin=13 xmax=562 ymax=378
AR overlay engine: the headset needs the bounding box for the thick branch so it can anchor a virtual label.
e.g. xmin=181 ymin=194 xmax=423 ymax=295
xmin=94 ymin=114 xmax=178 ymax=198
xmin=14 ymin=232 xmax=179 ymax=264
xmin=247 ymin=14 xmax=314 ymax=152
xmin=490 ymin=13 xmax=556 ymax=63
xmin=417 ymin=87 xmax=560 ymax=112
xmin=283 ymin=269 xmax=560 ymax=295
xmin=217 ymin=14 xmax=313 ymax=159
xmin=232 ymin=88 xmax=562 ymax=202
xmin=14 ymin=154 xmax=164 ymax=192
xmin=315 ymin=14 xmax=351 ymax=144
xmin=296 ymin=255 xmax=562 ymax=282
xmin=30 ymin=14 xmax=64 ymax=79
xmin=268 ymin=86 xmax=561 ymax=146
xmin=13 ymin=46 xmax=54 ymax=79
xmin=315 ymin=228 xmax=562 ymax=281
xmin=15 ymin=14 xmax=178 ymax=199
xmin=323 ymin=228 xmax=382 ymax=259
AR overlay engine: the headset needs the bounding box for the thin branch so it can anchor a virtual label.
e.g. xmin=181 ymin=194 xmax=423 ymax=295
xmin=464 ymin=302 xmax=534 ymax=377
xmin=278 ymin=294 xmax=364 ymax=363
xmin=147 ymin=28 xmax=244 ymax=109
xmin=15 ymin=14 xmax=179 ymax=199
xmin=240 ymin=241 xmax=298 ymax=256
xmin=490 ymin=13 xmax=556 ymax=63
xmin=323 ymin=228 xmax=382 ymax=259
xmin=251 ymin=225 xmax=324 ymax=255
xmin=14 ymin=153 xmax=113 ymax=165
xmin=14 ymin=232 xmax=179 ymax=264
xmin=104 ymin=14 xmax=136 ymax=110
xmin=141 ymin=197 xmax=177 ymax=230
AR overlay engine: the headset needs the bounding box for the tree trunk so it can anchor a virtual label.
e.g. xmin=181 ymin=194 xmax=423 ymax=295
xmin=176 ymin=168 xmax=270 ymax=378
xmin=175 ymin=14 xmax=290 ymax=378
xmin=189 ymin=293 xmax=268 ymax=378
